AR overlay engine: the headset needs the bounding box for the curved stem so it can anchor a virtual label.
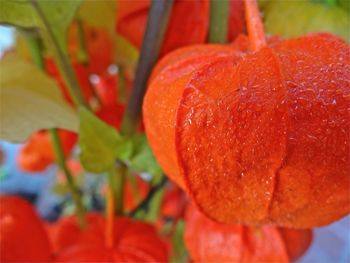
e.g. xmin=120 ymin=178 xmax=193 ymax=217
xmin=244 ymin=0 xmax=266 ymax=51
xmin=76 ymin=19 xmax=89 ymax=65
xmin=50 ymin=129 xmax=86 ymax=228
xmin=105 ymin=167 xmax=116 ymax=248
xmin=26 ymin=29 xmax=86 ymax=228
xmin=115 ymin=162 xmax=127 ymax=215
xmin=128 ymin=176 xmax=167 ymax=218
xmin=30 ymin=0 xmax=87 ymax=108
xmin=22 ymin=29 xmax=45 ymax=69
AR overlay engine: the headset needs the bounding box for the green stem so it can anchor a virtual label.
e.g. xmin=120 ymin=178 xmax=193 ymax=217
xmin=121 ymin=0 xmax=174 ymax=134
xmin=50 ymin=129 xmax=86 ymax=228
xmin=22 ymin=29 xmax=44 ymax=69
xmin=76 ymin=19 xmax=89 ymax=64
xmin=208 ymin=0 xmax=230 ymax=43
xmin=127 ymin=172 xmax=141 ymax=204
xmin=30 ymin=0 xmax=87 ymax=108
xmin=117 ymin=66 xmax=127 ymax=104
xmin=114 ymin=162 xmax=127 ymax=215
xmin=26 ymin=30 xmax=86 ymax=228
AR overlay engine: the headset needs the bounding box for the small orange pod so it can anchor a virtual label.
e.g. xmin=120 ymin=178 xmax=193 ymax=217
xmin=51 ymin=213 xmax=168 ymax=262
xmin=0 ymin=196 xmax=53 ymax=262
xmin=184 ymin=203 xmax=312 ymax=262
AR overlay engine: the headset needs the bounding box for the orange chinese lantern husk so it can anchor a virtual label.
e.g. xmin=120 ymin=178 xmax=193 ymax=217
xmin=54 ymin=244 xmax=113 ymax=262
xmin=0 ymin=196 xmax=53 ymax=262
xmin=17 ymin=130 xmax=77 ymax=172
xmin=50 ymin=213 xmax=168 ymax=262
xmin=143 ymin=32 xmax=350 ymax=227
xmin=184 ymin=203 xmax=312 ymax=262
xmin=68 ymin=22 xmax=113 ymax=75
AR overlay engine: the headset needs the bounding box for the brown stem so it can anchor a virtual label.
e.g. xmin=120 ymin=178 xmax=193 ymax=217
xmin=121 ymin=0 xmax=174 ymax=134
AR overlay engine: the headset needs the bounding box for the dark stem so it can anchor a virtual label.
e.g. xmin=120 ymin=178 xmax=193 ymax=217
xmin=30 ymin=0 xmax=87 ymax=108
xmin=121 ymin=0 xmax=174 ymax=134
xmin=128 ymin=176 xmax=167 ymax=217
xmin=208 ymin=0 xmax=230 ymax=43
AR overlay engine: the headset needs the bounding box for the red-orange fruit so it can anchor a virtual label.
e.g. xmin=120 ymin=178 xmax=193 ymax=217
xmin=51 ymin=213 xmax=168 ymax=262
xmin=96 ymin=104 xmax=125 ymax=130
xmin=228 ymin=0 xmax=246 ymax=42
xmin=48 ymin=213 xmax=105 ymax=253
xmin=123 ymin=176 xmax=150 ymax=212
xmin=184 ymin=203 xmax=312 ymax=262
xmin=45 ymin=58 xmax=93 ymax=105
xmin=54 ymin=244 xmax=113 ymax=262
xmin=116 ymin=0 xmax=210 ymax=57
xmin=161 ymin=183 xmax=187 ymax=220
xmin=17 ymin=130 xmax=77 ymax=172
xmin=0 ymin=195 xmax=53 ymax=262
xmin=94 ymin=73 xmax=119 ymax=107
xmin=116 ymin=0 xmax=247 ymax=56
xmin=143 ymin=33 xmax=350 ymax=227
xmin=68 ymin=23 xmax=113 ymax=75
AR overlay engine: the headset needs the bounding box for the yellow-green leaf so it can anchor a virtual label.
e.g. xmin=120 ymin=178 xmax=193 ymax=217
xmin=0 ymin=0 xmax=83 ymax=55
xmin=126 ymin=134 xmax=162 ymax=176
xmin=79 ymin=107 xmax=121 ymax=173
xmin=0 ymin=0 xmax=36 ymax=28
xmin=263 ymin=0 xmax=350 ymax=42
xmin=77 ymin=0 xmax=115 ymax=35
xmin=0 ymin=55 xmax=78 ymax=142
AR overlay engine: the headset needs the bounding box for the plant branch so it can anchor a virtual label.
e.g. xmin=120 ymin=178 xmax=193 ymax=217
xmin=21 ymin=29 xmax=45 ymax=68
xmin=50 ymin=129 xmax=86 ymax=228
xmin=208 ymin=0 xmax=230 ymax=43
xmin=121 ymin=0 xmax=174 ymax=134
xmin=115 ymin=161 xmax=127 ymax=215
xmin=26 ymin=29 xmax=86 ymax=228
xmin=30 ymin=0 xmax=87 ymax=108
xmin=105 ymin=166 xmax=116 ymax=248
xmin=76 ymin=19 xmax=89 ymax=64
xmin=128 ymin=176 xmax=167 ymax=217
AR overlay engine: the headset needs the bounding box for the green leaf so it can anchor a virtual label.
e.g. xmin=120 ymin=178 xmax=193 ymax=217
xmin=0 ymin=55 xmax=78 ymax=143
xmin=338 ymin=0 xmax=350 ymax=13
xmin=34 ymin=0 xmax=82 ymax=54
xmin=126 ymin=135 xmax=162 ymax=176
xmin=145 ymin=186 xmax=165 ymax=223
xmin=78 ymin=0 xmax=139 ymax=68
xmin=0 ymin=0 xmax=36 ymax=27
xmin=0 ymin=0 xmax=83 ymax=54
xmin=115 ymin=34 xmax=139 ymax=69
xmin=262 ymin=0 xmax=350 ymax=42
xmin=77 ymin=0 xmax=115 ymax=35
xmin=78 ymin=107 xmax=122 ymax=173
